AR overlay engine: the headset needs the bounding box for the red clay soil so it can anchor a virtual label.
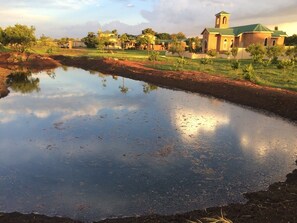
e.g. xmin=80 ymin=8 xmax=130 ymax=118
xmin=51 ymin=55 xmax=297 ymax=123
xmin=0 ymin=67 xmax=11 ymax=98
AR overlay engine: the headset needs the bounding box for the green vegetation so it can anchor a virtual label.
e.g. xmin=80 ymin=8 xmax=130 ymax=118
xmin=285 ymin=34 xmax=297 ymax=46
xmin=2 ymin=24 xmax=36 ymax=52
xmin=81 ymin=32 xmax=99 ymax=48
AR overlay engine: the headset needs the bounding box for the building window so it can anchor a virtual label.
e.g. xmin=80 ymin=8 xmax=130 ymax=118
xmin=223 ymin=39 xmax=228 ymax=50
xmin=264 ymin=38 xmax=268 ymax=46
xmin=223 ymin=17 xmax=227 ymax=24
xmin=216 ymin=18 xmax=220 ymax=25
xmin=272 ymin=40 xmax=276 ymax=46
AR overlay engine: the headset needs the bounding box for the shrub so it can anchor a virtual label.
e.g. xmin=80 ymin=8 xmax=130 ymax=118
xmin=242 ymin=64 xmax=255 ymax=81
xmin=246 ymin=44 xmax=266 ymax=63
xmin=231 ymin=47 xmax=238 ymax=59
xmin=200 ymin=58 xmax=213 ymax=65
xmin=207 ymin=50 xmax=217 ymax=57
xmin=173 ymin=57 xmax=187 ymax=71
xmin=230 ymin=60 xmax=240 ymax=70
xmin=148 ymin=51 xmax=160 ymax=61
xmin=277 ymin=59 xmax=295 ymax=69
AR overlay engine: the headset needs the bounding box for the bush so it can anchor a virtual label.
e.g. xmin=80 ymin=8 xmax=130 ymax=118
xmin=200 ymin=58 xmax=213 ymax=65
xmin=231 ymin=47 xmax=238 ymax=59
xmin=277 ymin=59 xmax=295 ymax=69
xmin=173 ymin=57 xmax=187 ymax=71
xmin=148 ymin=51 xmax=160 ymax=61
xmin=207 ymin=50 xmax=217 ymax=57
xmin=231 ymin=60 xmax=240 ymax=70
xmin=246 ymin=44 xmax=266 ymax=63
xmin=242 ymin=64 xmax=255 ymax=81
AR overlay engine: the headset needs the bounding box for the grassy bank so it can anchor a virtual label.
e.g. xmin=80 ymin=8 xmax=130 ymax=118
xmin=3 ymin=46 xmax=297 ymax=92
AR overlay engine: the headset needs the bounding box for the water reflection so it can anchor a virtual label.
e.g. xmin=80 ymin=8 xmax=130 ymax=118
xmin=0 ymin=67 xmax=297 ymax=221
xmin=6 ymin=71 xmax=40 ymax=94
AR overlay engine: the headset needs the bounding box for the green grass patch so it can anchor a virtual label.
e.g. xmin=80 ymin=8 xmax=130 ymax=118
xmin=29 ymin=46 xmax=297 ymax=92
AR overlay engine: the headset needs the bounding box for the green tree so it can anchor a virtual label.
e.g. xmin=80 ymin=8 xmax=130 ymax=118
xmin=246 ymin=43 xmax=266 ymax=63
xmin=284 ymin=34 xmax=297 ymax=46
xmin=120 ymin=33 xmax=129 ymax=49
xmin=171 ymin=32 xmax=186 ymax=41
xmin=0 ymin=27 xmax=3 ymax=45
xmin=266 ymin=45 xmax=285 ymax=63
xmin=286 ymin=46 xmax=297 ymax=61
xmin=169 ymin=39 xmax=185 ymax=57
xmin=81 ymin=32 xmax=99 ymax=48
xmin=155 ymin=33 xmax=171 ymax=40
xmin=142 ymin=28 xmax=156 ymax=36
xmin=186 ymin=37 xmax=201 ymax=53
xmin=231 ymin=47 xmax=238 ymax=59
xmin=3 ymin=24 xmax=36 ymax=52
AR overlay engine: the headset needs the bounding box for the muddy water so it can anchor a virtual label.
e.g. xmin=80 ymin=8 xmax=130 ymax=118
xmin=0 ymin=67 xmax=297 ymax=221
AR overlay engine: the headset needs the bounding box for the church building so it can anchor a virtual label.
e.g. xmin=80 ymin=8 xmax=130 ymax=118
xmin=201 ymin=11 xmax=287 ymax=53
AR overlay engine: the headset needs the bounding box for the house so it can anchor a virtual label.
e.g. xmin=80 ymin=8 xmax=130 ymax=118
xmin=98 ymin=30 xmax=121 ymax=49
xmin=201 ymin=11 xmax=287 ymax=53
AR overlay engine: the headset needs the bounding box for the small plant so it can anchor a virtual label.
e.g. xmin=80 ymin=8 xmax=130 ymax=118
xmin=277 ymin=59 xmax=295 ymax=70
xmin=200 ymin=58 xmax=213 ymax=65
xmin=261 ymin=59 xmax=271 ymax=67
xmin=230 ymin=60 xmax=240 ymax=70
xmin=231 ymin=47 xmax=238 ymax=59
xmin=207 ymin=50 xmax=217 ymax=58
xmin=148 ymin=50 xmax=159 ymax=62
xmin=246 ymin=43 xmax=266 ymax=64
xmin=173 ymin=57 xmax=187 ymax=71
xmin=242 ymin=64 xmax=255 ymax=81
xmin=46 ymin=47 xmax=53 ymax=54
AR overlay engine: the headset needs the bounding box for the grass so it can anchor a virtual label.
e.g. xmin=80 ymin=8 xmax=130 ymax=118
xmin=149 ymin=58 xmax=297 ymax=91
xmin=3 ymin=46 xmax=297 ymax=92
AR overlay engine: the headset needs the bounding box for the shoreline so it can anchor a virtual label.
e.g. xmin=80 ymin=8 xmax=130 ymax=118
xmin=0 ymin=53 xmax=297 ymax=222
xmin=51 ymin=55 xmax=297 ymax=123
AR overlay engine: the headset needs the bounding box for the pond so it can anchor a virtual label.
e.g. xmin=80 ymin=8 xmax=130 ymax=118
xmin=0 ymin=67 xmax=297 ymax=222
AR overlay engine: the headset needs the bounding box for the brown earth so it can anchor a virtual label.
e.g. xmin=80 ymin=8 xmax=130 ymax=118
xmin=0 ymin=54 xmax=297 ymax=222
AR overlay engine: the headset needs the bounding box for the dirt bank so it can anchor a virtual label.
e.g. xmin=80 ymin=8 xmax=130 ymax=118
xmin=0 ymin=52 xmax=60 ymax=70
xmin=52 ymin=56 xmax=297 ymax=123
xmin=0 ymin=67 xmax=11 ymax=98
xmin=0 ymin=52 xmax=60 ymax=98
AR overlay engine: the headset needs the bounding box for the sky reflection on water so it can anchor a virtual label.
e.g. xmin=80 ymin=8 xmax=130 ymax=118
xmin=0 ymin=67 xmax=297 ymax=221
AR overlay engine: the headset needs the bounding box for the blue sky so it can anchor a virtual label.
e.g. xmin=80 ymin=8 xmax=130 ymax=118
xmin=0 ymin=0 xmax=296 ymax=38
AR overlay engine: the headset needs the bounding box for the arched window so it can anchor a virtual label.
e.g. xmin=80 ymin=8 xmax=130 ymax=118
xmin=272 ymin=40 xmax=276 ymax=46
xmin=223 ymin=17 xmax=227 ymax=24
xmin=230 ymin=40 xmax=234 ymax=48
xmin=223 ymin=39 xmax=228 ymax=50
xmin=264 ymin=38 xmax=268 ymax=46
xmin=216 ymin=18 xmax=220 ymax=25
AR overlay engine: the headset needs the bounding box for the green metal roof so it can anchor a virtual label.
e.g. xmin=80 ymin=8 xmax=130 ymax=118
xmin=215 ymin=11 xmax=230 ymax=16
xmin=203 ymin=23 xmax=287 ymax=37
xmin=272 ymin=30 xmax=287 ymax=37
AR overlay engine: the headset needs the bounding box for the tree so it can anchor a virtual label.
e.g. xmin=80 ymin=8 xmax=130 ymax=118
xmin=142 ymin=28 xmax=156 ymax=36
xmin=169 ymin=39 xmax=185 ymax=57
xmin=120 ymin=33 xmax=129 ymax=49
xmin=285 ymin=34 xmax=297 ymax=46
xmin=155 ymin=32 xmax=171 ymax=40
xmin=286 ymin=46 xmax=297 ymax=61
xmin=246 ymin=43 xmax=266 ymax=63
xmin=81 ymin=32 xmax=99 ymax=48
xmin=186 ymin=37 xmax=201 ymax=53
xmin=171 ymin=32 xmax=186 ymax=41
xmin=266 ymin=45 xmax=285 ymax=63
xmin=3 ymin=24 xmax=36 ymax=52
xmin=231 ymin=47 xmax=238 ymax=59
xmin=0 ymin=27 xmax=3 ymax=45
